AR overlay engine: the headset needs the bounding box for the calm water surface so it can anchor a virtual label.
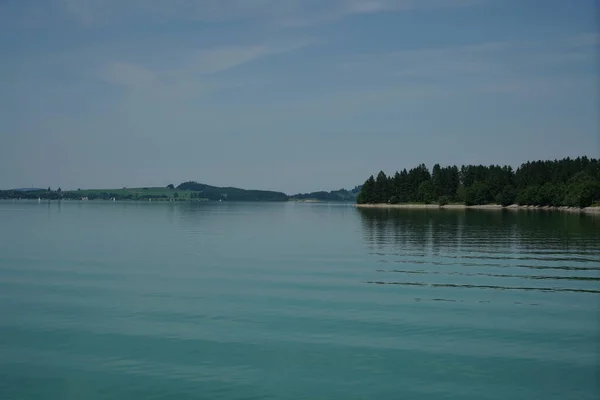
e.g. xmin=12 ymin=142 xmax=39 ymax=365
xmin=0 ymin=201 xmax=599 ymax=399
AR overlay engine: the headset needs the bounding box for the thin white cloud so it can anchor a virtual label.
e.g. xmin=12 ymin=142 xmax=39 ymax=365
xmin=183 ymin=41 xmax=309 ymax=75
xmin=58 ymin=0 xmax=486 ymax=27
xmin=339 ymin=41 xmax=508 ymax=80
xmin=100 ymin=62 xmax=156 ymax=88
xmin=338 ymin=33 xmax=598 ymax=88
xmin=277 ymin=0 xmax=484 ymax=26
xmin=60 ymin=0 xmax=92 ymax=25
xmin=563 ymin=32 xmax=600 ymax=47
xmin=96 ymin=40 xmax=309 ymax=105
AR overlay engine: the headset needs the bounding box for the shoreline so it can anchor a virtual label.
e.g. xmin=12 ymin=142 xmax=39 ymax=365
xmin=355 ymin=203 xmax=600 ymax=214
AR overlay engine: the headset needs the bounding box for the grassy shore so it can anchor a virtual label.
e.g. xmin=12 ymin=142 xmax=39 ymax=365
xmin=66 ymin=187 xmax=207 ymax=201
xmin=76 ymin=187 xmax=190 ymax=196
xmin=355 ymin=203 xmax=600 ymax=214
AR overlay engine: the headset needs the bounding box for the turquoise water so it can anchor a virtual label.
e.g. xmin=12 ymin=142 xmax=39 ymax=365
xmin=0 ymin=201 xmax=599 ymax=399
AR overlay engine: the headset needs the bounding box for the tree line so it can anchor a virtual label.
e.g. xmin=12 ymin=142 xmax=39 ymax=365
xmin=1 ymin=182 xmax=289 ymax=202
xmin=177 ymin=181 xmax=288 ymax=201
xmin=0 ymin=189 xmax=170 ymax=201
xmin=357 ymin=156 xmax=600 ymax=208
xmin=290 ymin=186 xmax=362 ymax=202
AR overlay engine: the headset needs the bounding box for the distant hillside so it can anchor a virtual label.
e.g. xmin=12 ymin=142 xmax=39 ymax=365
xmin=290 ymin=185 xmax=362 ymax=202
xmin=2 ymin=182 xmax=363 ymax=202
xmin=177 ymin=181 xmax=288 ymax=201
xmin=1 ymin=183 xmax=288 ymax=202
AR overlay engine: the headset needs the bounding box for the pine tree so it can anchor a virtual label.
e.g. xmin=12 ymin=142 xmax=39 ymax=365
xmin=357 ymin=175 xmax=376 ymax=204
xmin=357 ymin=157 xmax=600 ymax=207
xmin=375 ymin=171 xmax=389 ymax=203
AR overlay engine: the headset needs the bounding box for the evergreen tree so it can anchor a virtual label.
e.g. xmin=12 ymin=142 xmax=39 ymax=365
xmin=432 ymin=163 xmax=443 ymax=199
xmin=375 ymin=171 xmax=390 ymax=203
xmin=564 ymin=172 xmax=600 ymax=208
xmin=390 ymin=171 xmax=402 ymax=203
xmin=357 ymin=175 xmax=376 ymax=204
xmin=398 ymin=169 xmax=409 ymax=202
xmin=495 ymin=185 xmax=516 ymax=207
xmin=417 ymin=181 xmax=436 ymax=204
xmin=407 ymin=164 xmax=430 ymax=202
xmin=465 ymin=181 xmax=492 ymax=206
xmin=357 ymin=156 xmax=600 ymax=207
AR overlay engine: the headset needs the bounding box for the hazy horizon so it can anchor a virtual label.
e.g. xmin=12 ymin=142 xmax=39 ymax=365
xmin=2 ymin=0 xmax=599 ymax=193
xmin=4 ymin=152 xmax=600 ymax=195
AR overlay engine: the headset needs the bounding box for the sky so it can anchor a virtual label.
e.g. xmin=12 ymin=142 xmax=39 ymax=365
xmin=1 ymin=0 xmax=599 ymax=194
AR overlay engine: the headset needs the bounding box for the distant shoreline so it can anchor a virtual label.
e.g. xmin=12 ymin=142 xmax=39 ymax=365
xmin=355 ymin=203 xmax=600 ymax=214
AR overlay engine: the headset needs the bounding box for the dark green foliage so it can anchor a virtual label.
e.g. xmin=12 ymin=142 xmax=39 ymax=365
xmin=357 ymin=156 xmax=600 ymax=208
xmin=407 ymin=164 xmax=431 ymax=202
xmin=455 ymin=185 xmax=466 ymax=203
xmin=432 ymin=164 xmax=460 ymax=200
xmin=167 ymin=184 xmax=175 ymax=189
xmin=177 ymin=181 xmax=287 ymax=201
xmin=357 ymin=176 xmax=376 ymax=204
xmin=375 ymin=171 xmax=390 ymax=203
xmin=537 ymin=183 xmax=556 ymax=207
xmin=173 ymin=192 xmax=179 ymax=198
xmin=417 ymin=181 xmax=436 ymax=204
xmin=438 ymin=196 xmax=450 ymax=206
xmin=291 ymin=188 xmax=358 ymax=202
xmin=464 ymin=181 xmax=492 ymax=206
xmin=515 ymin=157 xmax=600 ymax=188
xmin=517 ymin=186 xmax=540 ymax=206
xmin=177 ymin=182 xmax=207 ymax=191
xmin=564 ymin=172 xmax=600 ymax=208
xmin=549 ymin=183 xmax=566 ymax=207
xmin=391 ymin=171 xmax=402 ymax=200
xmin=396 ymin=169 xmax=410 ymax=202
xmin=495 ymin=185 xmax=516 ymax=207
xmin=357 ymin=173 xmax=398 ymax=204
xmin=432 ymin=164 xmax=442 ymax=197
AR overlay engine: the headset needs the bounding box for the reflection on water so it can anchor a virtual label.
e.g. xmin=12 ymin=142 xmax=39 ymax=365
xmin=358 ymin=208 xmax=600 ymax=297
xmin=0 ymin=202 xmax=599 ymax=400
xmin=366 ymin=280 xmax=600 ymax=294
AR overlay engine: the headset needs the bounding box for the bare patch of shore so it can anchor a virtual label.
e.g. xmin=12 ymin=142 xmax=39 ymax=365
xmin=355 ymin=203 xmax=600 ymax=214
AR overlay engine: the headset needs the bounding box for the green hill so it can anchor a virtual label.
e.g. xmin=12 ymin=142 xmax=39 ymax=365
xmin=176 ymin=181 xmax=288 ymax=201
xmin=1 ymin=183 xmax=287 ymax=202
xmin=289 ymin=186 xmax=362 ymax=202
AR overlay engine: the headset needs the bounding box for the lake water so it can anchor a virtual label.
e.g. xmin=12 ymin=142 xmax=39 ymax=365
xmin=0 ymin=201 xmax=599 ymax=400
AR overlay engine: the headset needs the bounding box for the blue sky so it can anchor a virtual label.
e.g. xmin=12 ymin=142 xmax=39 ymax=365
xmin=1 ymin=0 xmax=598 ymax=193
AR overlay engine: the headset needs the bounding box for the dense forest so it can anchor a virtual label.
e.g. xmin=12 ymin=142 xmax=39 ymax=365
xmin=290 ymin=186 xmax=362 ymax=202
xmin=177 ymin=181 xmax=288 ymax=201
xmin=356 ymin=156 xmax=600 ymax=208
xmin=3 ymin=158 xmax=599 ymax=207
